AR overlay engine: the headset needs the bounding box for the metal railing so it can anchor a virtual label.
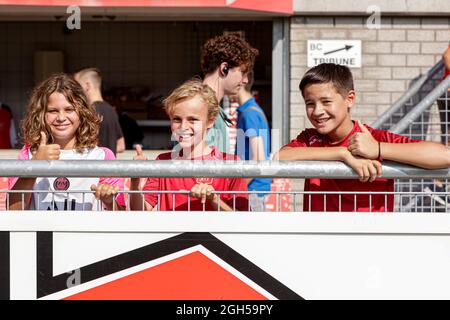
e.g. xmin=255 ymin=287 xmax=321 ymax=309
xmin=0 ymin=159 xmax=448 ymax=178
xmin=1 ymin=160 xmax=448 ymax=213
xmin=371 ymin=59 xmax=450 ymax=144
xmin=372 ymin=59 xmax=444 ymax=130
xmin=391 ymin=75 xmax=450 ymax=136
xmin=370 ymin=59 xmax=450 ymax=214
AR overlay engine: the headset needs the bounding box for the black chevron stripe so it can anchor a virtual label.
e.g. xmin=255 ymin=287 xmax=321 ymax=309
xmin=36 ymin=232 xmax=302 ymax=300
xmin=0 ymin=232 xmax=9 ymax=300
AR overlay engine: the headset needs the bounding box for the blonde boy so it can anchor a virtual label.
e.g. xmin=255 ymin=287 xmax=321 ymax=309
xmin=130 ymin=80 xmax=248 ymax=211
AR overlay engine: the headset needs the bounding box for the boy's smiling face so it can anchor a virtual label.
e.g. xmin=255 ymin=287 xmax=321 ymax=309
xmin=303 ymin=82 xmax=355 ymax=143
xmin=169 ymin=95 xmax=214 ymax=151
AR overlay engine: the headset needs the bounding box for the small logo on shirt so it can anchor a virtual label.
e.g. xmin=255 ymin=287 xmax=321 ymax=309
xmin=309 ymin=135 xmax=322 ymax=145
xmin=195 ymin=178 xmax=214 ymax=185
xmin=54 ymin=177 xmax=70 ymax=191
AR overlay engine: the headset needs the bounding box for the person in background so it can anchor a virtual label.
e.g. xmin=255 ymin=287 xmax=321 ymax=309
xmin=117 ymin=106 xmax=144 ymax=150
xmin=235 ymin=70 xmax=271 ymax=211
xmin=437 ymin=45 xmax=450 ymax=146
xmin=74 ymin=68 xmax=125 ymax=155
xmin=200 ymin=33 xmax=259 ymax=154
xmin=425 ymin=44 xmax=450 ymax=209
xmin=0 ymin=102 xmax=17 ymax=148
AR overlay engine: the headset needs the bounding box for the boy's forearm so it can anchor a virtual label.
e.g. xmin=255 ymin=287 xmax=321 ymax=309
xmin=216 ymin=199 xmax=234 ymax=211
xmin=249 ymin=137 xmax=266 ymax=161
xmin=381 ymin=142 xmax=450 ymax=169
xmin=129 ymin=178 xmax=145 ymax=211
xmin=210 ymin=195 xmax=234 ymax=211
xmin=277 ymin=146 xmax=350 ymax=161
xmin=103 ymin=200 xmax=125 ymax=211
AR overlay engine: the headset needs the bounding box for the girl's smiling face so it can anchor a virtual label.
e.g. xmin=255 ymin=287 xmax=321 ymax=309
xmin=45 ymin=92 xmax=80 ymax=149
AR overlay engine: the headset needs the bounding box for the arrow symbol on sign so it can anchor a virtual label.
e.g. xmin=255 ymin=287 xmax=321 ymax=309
xmin=324 ymin=45 xmax=354 ymax=55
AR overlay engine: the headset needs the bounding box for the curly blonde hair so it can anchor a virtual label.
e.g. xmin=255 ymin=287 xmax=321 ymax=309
xmin=22 ymin=73 xmax=101 ymax=152
xmin=163 ymin=79 xmax=219 ymax=122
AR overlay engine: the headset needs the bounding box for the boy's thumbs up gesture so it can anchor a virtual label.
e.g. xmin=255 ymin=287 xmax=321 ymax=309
xmin=32 ymin=131 xmax=61 ymax=160
xmin=348 ymin=121 xmax=379 ymax=160
xmin=133 ymin=144 xmax=147 ymax=161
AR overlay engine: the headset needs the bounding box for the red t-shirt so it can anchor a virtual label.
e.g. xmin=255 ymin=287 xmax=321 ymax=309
xmin=143 ymin=147 xmax=249 ymax=211
xmin=285 ymin=121 xmax=419 ymax=212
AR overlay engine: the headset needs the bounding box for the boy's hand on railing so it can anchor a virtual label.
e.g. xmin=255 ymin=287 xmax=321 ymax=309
xmin=343 ymin=151 xmax=382 ymax=182
xmin=91 ymin=183 xmax=120 ymax=209
xmin=32 ymin=131 xmax=60 ymax=160
xmin=133 ymin=144 xmax=148 ymax=161
xmin=190 ymin=183 xmax=217 ymax=204
xmin=348 ymin=121 xmax=378 ymax=160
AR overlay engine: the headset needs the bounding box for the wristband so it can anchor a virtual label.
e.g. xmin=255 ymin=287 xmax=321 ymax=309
xmin=377 ymin=141 xmax=383 ymax=162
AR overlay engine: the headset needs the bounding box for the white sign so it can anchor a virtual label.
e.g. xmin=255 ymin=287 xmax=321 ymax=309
xmin=307 ymin=40 xmax=362 ymax=68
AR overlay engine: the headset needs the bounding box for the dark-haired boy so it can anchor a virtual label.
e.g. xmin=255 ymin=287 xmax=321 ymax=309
xmin=277 ymin=63 xmax=449 ymax=212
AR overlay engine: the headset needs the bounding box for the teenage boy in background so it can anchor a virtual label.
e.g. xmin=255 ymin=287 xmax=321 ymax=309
xmin=75 ymin=68 xmax=125 ymax=155
xmin=200 ymin=33 xmax=258 ymax=154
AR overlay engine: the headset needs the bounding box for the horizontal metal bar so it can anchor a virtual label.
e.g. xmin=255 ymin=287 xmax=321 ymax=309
xmin=0 ymin=160 xmax=448 ymax=179
xmin=1 ymin=190 xmax=448 ymax=196
xmin=371 ymin=59 xmax=444 ymax=129
xmin=391 ymin=75 xmax=450 ymax=134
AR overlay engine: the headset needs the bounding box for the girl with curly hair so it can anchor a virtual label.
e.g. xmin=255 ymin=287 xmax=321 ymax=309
xmin=9 ymin=73 xmax=125 ymax=211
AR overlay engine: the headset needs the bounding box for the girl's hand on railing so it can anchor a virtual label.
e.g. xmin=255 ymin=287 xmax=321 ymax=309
xmin=91 ymin=183 xmax=120 ymax=209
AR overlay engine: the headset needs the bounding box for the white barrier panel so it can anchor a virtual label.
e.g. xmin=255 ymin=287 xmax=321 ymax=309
xmin=1 ymin=212 xmax=450 ymax=300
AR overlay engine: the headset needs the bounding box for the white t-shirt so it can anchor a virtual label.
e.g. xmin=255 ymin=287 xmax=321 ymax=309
xmin=9 ymin=146 xmax=125 ymax=211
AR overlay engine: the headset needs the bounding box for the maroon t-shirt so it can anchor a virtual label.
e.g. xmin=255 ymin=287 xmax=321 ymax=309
xmin=285 ymin=121 xmax=420 ymax=212
xmin=0 ymin=107 xmax=12 ymax=149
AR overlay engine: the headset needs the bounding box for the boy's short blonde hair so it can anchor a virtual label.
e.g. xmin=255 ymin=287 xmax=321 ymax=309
xmin=164 ymin=79 xmax=219 ymax=122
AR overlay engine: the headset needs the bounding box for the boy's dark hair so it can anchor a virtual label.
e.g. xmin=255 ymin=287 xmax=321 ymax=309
xmin=299 ymin=63 xmax=354 ymax=97
xmin=200 ymin=33 xmax=259 ymax=75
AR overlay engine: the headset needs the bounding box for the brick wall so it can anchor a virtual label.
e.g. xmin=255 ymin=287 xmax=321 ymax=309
xmin=289 ymin=16 xmax=450 ymax=140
